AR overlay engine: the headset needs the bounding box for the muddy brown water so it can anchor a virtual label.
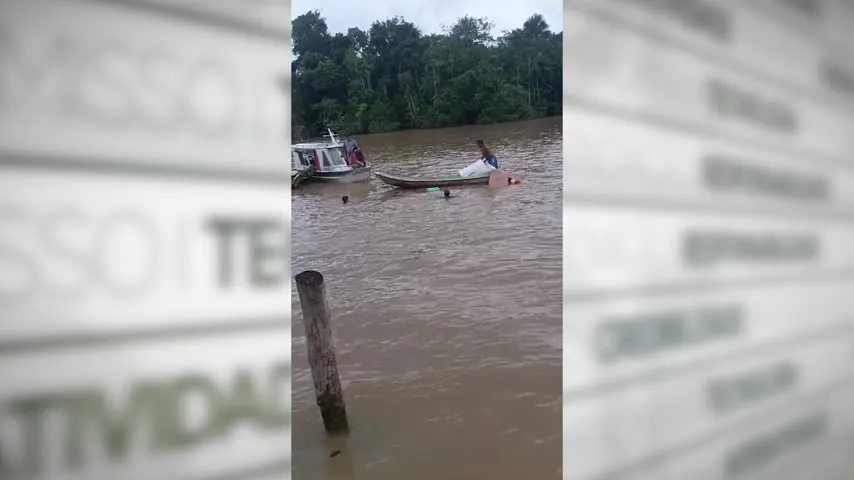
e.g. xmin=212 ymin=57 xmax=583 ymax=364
xmin=291 ymin=117 xmax=562 ymax=479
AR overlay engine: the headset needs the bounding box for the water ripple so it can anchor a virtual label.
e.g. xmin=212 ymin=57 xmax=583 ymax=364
xmin=291 ymin=118 xmax=562 ymax=479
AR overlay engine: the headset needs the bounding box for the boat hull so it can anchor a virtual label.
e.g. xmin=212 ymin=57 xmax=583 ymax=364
xmin=374 ymin=171 xmax=490 ymax=189
xmin=314 ymin=166 xmax=372 ymax=183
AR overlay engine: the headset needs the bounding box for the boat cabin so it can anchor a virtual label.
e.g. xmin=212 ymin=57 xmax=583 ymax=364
xmin=291 ymin=129 xmax=366 ymax=174
xmin=291 ymin=142 xmax=350 ymax=173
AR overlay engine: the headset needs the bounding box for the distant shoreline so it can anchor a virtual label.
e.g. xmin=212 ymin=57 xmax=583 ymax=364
xmin=292 ymin=11 xmax=561 ymax=140
xmin=292 ymin=114 xmax=562 ymax=141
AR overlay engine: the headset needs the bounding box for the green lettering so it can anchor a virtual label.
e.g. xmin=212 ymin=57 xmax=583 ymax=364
xmin=64 ymin=393 xmax=85 ymax=471
xmin=248 ymin=221 xmax=286 ymax=287
xmin=707 ymin=362 xmax=798 ymax=415
xmin=1 ymin=360 xmax=291 ymax=475
xmin=596 ymin=305 xmax=743 ymax=363
xmin=702 ymin=154 xmax=830 ymax=202
xmin=725 ymin=412 xmax=826 ymax=478
xmin=683 ymin=230 xmax=819 ymax=267
xmin=7 ymin=394 xmax=54 ymax=477
xmin=706 ymin=78 xmax=798 ymax=132
xmin=76 ymin=380 xmax=162 ymax=464
xmin=219 ymin=369 xmax=264 ymax=434
xmin=263 ymin=361 xmax=291 ymax=428
xmin=165 ymin=374 xmax=223 ymax=449
xmin=656 ymin=312 xmax=685 ymax=347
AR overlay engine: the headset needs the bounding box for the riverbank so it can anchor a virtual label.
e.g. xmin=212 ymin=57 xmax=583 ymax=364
xmin=292 ymin=114 xmax=563 ymax=143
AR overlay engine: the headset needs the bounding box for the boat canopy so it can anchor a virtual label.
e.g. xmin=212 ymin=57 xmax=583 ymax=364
xmin=291 ymin=144 xmax=350 ymax=172
xmin=291 ymin=128 xmax=342 ymax=151
xmin=292 ymin=141 xmax=343 ymax=150
xmin=290 ymin=129 xmax=360 ymax=173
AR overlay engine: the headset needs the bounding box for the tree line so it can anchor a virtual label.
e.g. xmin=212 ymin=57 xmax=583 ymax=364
xmin=291 ymin=11 xmax=562 ymax=138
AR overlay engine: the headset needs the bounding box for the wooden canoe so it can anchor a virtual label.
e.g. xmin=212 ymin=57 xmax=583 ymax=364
xmin=374 ymin=170 xmax=490 ymax=189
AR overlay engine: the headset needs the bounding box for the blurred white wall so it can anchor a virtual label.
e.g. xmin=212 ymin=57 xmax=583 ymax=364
xmin=0 ymin=1 xmax=292 ymax=479
xmin=563 ymin=1 xmax=854 ymax=479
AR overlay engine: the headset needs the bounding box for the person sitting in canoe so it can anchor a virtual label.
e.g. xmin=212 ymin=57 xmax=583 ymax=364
xmin=344 ymin=137 xmax=366 ymax=167
xmin=476 ymin=139 xmax=499 ymax=169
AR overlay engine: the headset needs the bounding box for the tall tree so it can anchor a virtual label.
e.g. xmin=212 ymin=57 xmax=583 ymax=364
xmin=292 ymin=11 xmax=562 ymax=138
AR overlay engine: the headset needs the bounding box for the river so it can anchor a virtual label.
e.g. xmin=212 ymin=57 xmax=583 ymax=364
xmin=290 ymin=117 xmax=562 ymax=479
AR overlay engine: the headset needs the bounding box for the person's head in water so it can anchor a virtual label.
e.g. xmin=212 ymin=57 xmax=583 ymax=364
xmin=342 ymin=195 xmax=349 ymax=203
xmin=444 ymin=189 xmax=450 ymax=198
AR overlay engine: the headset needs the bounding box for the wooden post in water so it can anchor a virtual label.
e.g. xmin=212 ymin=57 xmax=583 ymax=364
xmin=295 ymin=270 xmax=349 ymax=433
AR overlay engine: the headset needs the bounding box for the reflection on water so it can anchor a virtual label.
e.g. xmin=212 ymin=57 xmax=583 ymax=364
xmin=291 ymin=117 xmax=562 ymax=479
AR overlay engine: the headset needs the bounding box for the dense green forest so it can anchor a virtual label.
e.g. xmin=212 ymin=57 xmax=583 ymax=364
xmin=291 ymin=11 xmax=562 ymax=138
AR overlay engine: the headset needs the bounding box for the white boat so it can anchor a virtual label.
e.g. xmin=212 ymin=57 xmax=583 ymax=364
xmin=291 ymin=128 xmax=371 ymax=184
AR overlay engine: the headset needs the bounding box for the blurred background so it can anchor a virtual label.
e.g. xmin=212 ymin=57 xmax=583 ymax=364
xmin=6 ymin=0 xmax=854 ymax=479
xmin=563 ymin=0 xmax=854 ymax=479
xmin=0 ymin=1 xmax=291 ymax=479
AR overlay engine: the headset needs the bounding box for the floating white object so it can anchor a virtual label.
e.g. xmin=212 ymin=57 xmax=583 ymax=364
xmin=458 ymin=160 xmax=495 ymax=177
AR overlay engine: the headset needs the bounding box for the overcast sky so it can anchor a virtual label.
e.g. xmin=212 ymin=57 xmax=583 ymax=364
xmin=291 ymin=0 xmax=562 ymax=37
